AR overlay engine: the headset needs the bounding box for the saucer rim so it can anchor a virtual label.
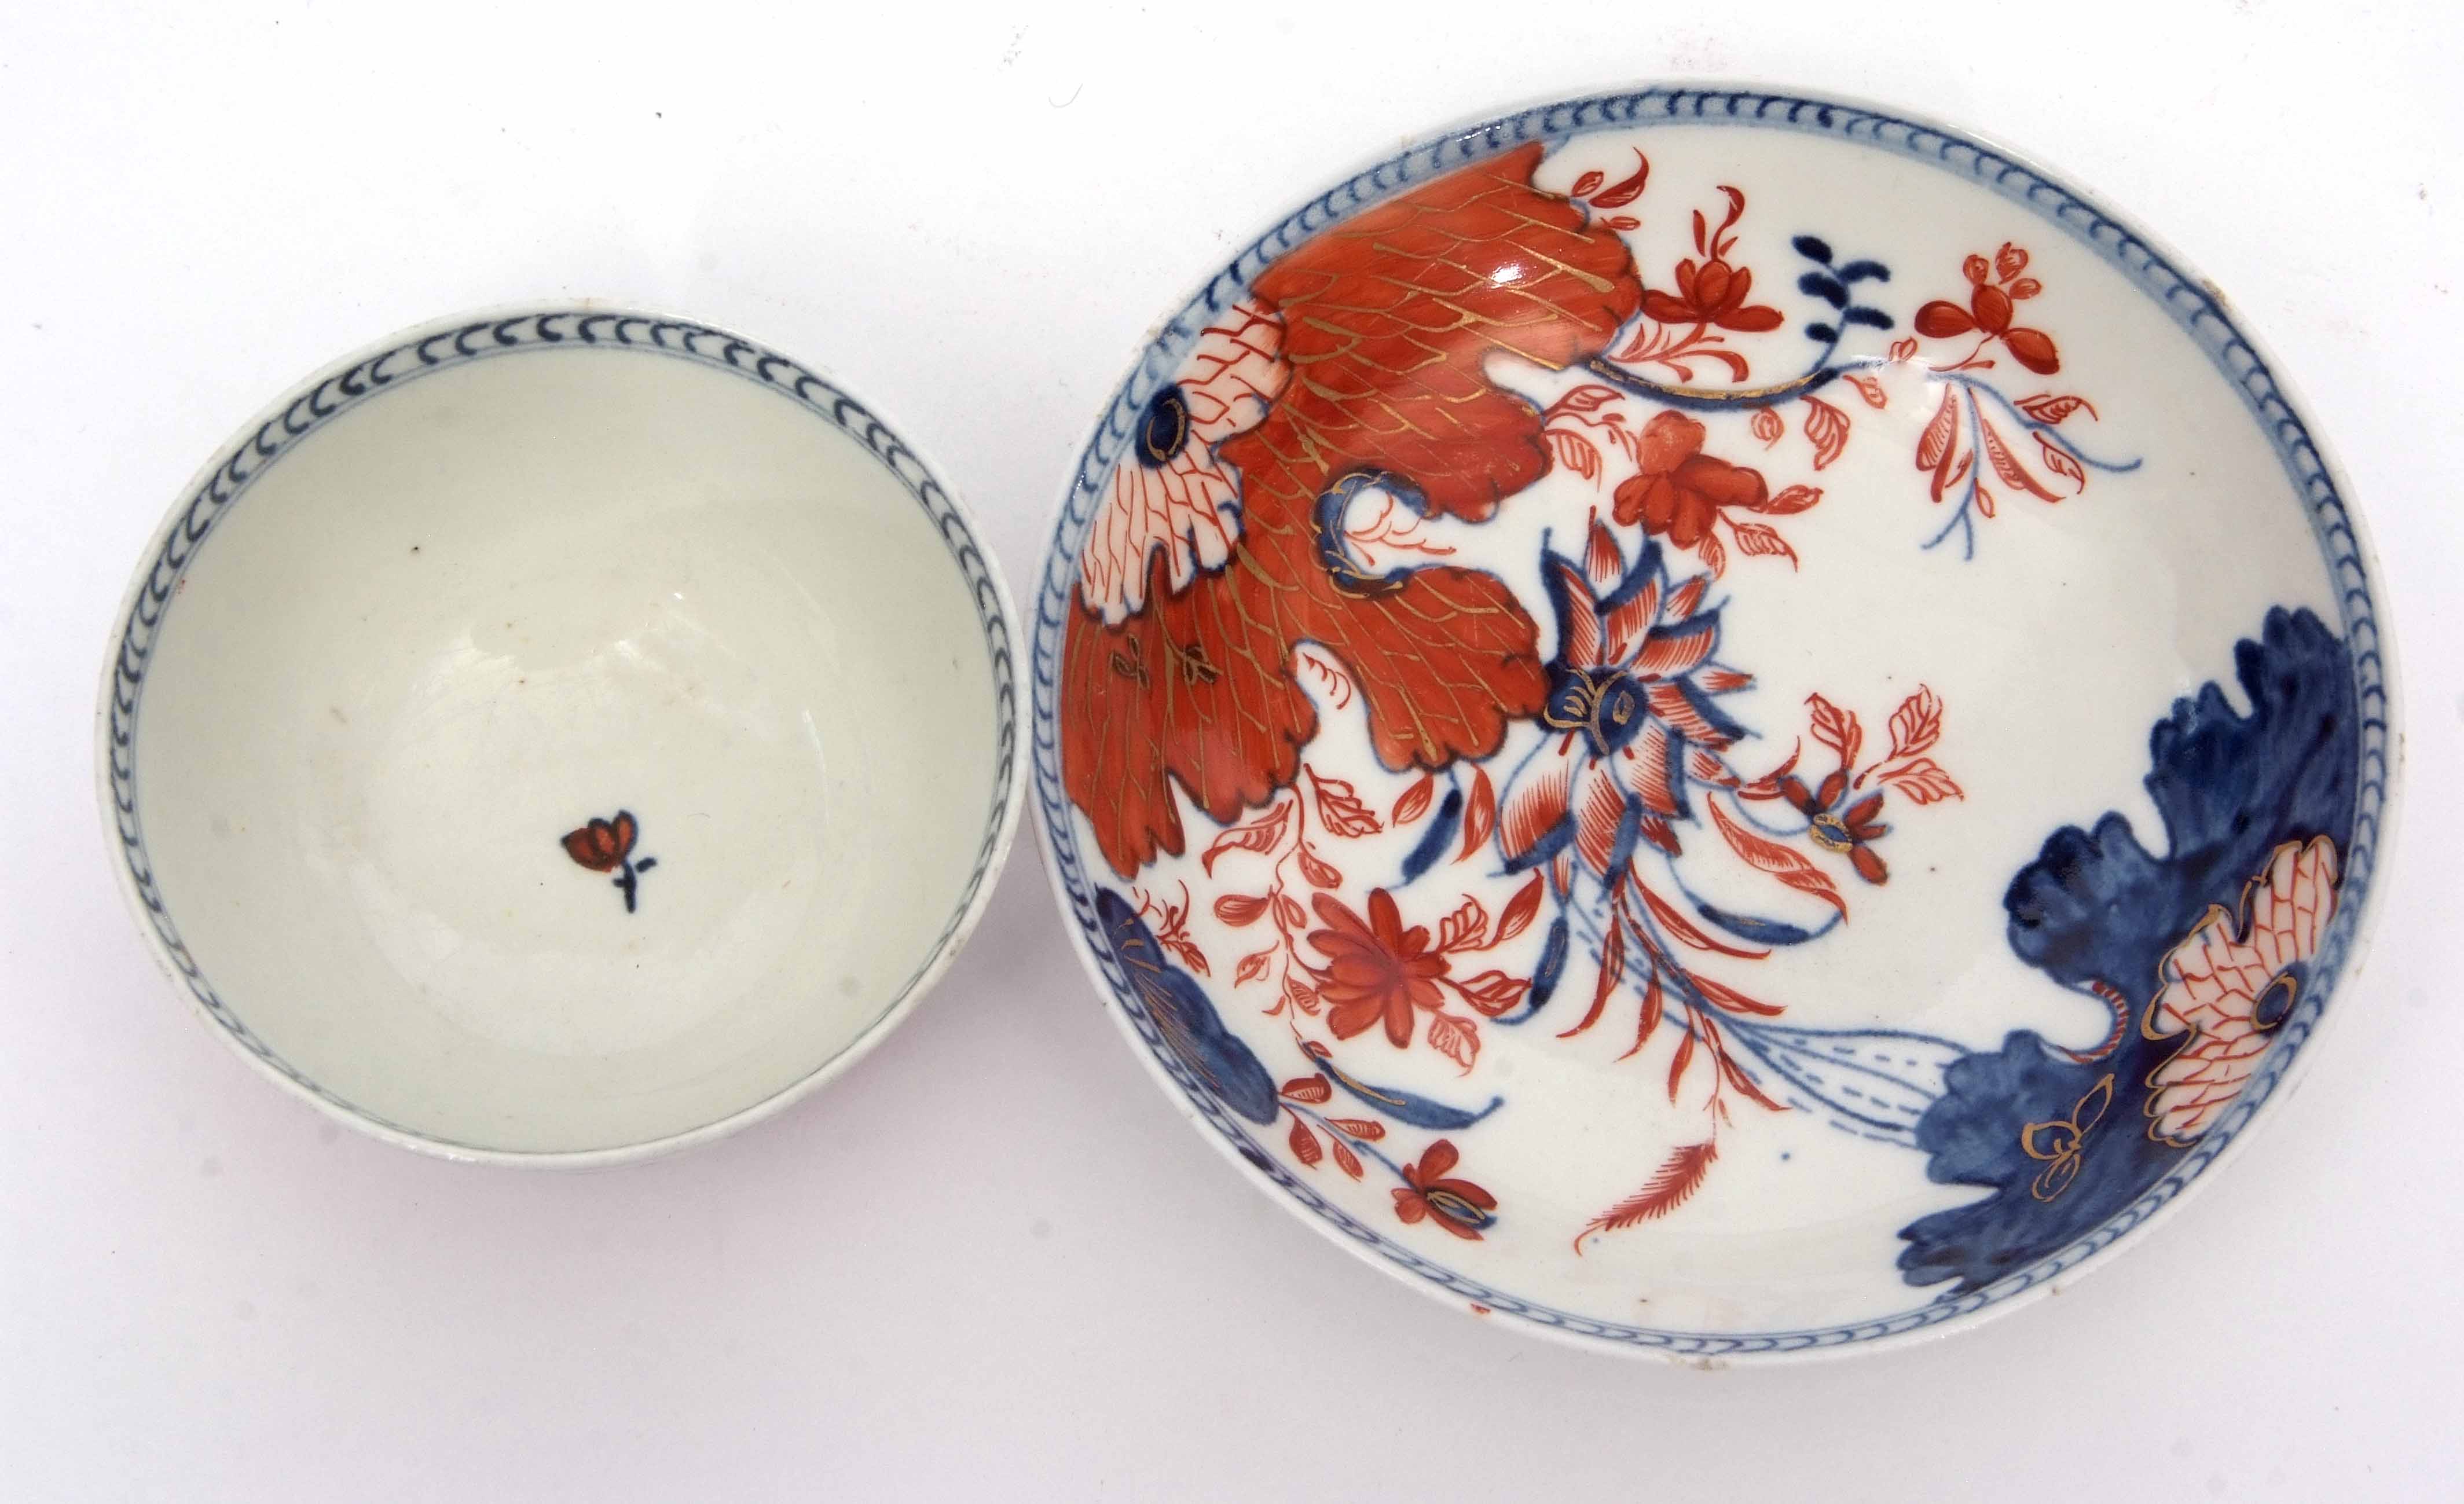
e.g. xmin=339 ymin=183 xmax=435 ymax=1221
xmin=1026 ymin=81 xmax=2404 ymax=1362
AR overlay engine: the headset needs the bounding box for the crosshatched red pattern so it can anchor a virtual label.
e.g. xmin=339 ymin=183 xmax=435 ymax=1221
xmin=1064 ymin=144 xmax=1644 ymax=875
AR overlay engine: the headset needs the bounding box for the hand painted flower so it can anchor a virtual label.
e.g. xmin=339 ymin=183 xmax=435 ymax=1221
xmin=1780 ymin=770 xmax=1890 ymax=884
xmin=561 ymin=812 xmax=638 ymax=872
xmin=1611 ymin=412 xmax=1769 ymax=549
xmin=1499 ymin=522 xmax=1747 ymax=875
xmin=1392 ymin=1139 xmax=1497 ymax=1239
xmin=2143 ymin=837 xmax=2338 ymax=1145
xmin=1913 ymin=244 xmax=2060 ymax=375
xmin=1640 ymin=254 xmax=1783 ymax=332
xmin=1076 ymin=300 xmax=1288 ymax=623
xmin=1308 ymin=889 xmax=1450 ymax=1047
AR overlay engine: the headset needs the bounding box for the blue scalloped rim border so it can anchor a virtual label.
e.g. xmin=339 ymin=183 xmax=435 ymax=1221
xmin=1029 ymin=89 xmax=2392 ymax=1355
xmin=107 ymin=310 xmax=1020 ymax=1154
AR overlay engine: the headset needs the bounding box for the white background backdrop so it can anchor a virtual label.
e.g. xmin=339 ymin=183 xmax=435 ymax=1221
xmin=3 ymin=3 xmax=2458 ymax=1499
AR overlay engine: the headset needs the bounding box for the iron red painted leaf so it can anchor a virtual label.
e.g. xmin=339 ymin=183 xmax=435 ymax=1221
xmin=1213 ymin=892 xmax=1271 ymax=926
xmin=1603 ymin=215 xmax=1641 ymax=232
xmin=1234 ymin=947 xmax=1276 ymax=985
xmin=1436 ymin=896 xmax=1487 ymax=953
xmin=1391 ymin=772 xmax=1436 ymax=826
xmin=1289 ymin=1117 xmax=1324 ymax=1167
xmin=1728 ymin=520 xmax=1798 ymax=568
xmin=1994 ymin=242 xmax=2029 ymax=281
xmin=1329 ymin=1136 xmax=1364 ymax=1179
xmin=1201 ymin=802 xmax=1291 ymax=876
xmin=1719 ymin=1050 xmax=1788 ymax=1111
xmin=2007 ymin=276 xmax=2043 ymax=300
xmin=1618 ymin=967 xmax=1666 ymax=1061
xmin=1426 ymin=1011 xmax=1480 ymax=1072
xmin=1635 ymin=878 xmax=1769 ymax=960
xmin=1570 ymin=168 xmax=1605 ymax=199
xmin=1453 ymin=969 xmax=1532 ymax=1018
xmin=2004 ymin=326 xmax=2061 ymax=375
xmin=1709 ymin=796 xmax=1848 ymax=918
xmin=1163 ymin=934 xmax=1211 ymax=976
xmin=2037 ymin=433 xmax=2087 ymax=490
xmin=1588 ymin=916 xmax=1627 ymax=1019
xmin=1284 ymin=971 xmax=1322 ymax=1015
xmin=1691 ymin=971 xmax=1785 ymax=1017
xmin=1667 ymin=1026 xmax=1699 ymax=1102
xmin=1275 ymin=893 xmax=1310 ymax=931
xmin=1916 ymin=386 xmax=1959 ymax=481
xmin=1880 ymin=757 xmax=1965 ymax=805
xmin=1843 ymin=371 xmax=1888 ymax=408
xmin=1327 ymin=1117 xmax=1387 ymax=1140
xmin=1296 ymin=845 xmax=1343 ymax=890
xmin=1914 ymin=299 xmax=1975 ymax=338
xmin=1282 ymin=1074 xmax=1333 ymax=1103
xmin=1550 ymin=383 xmax=1625 ymax=416
xmin=1062 ymin=144 xmax=1638 ymax=877
xmin=1548 ymin=427 xmax=1602 ymax=480
xmin=1741 ymin=482 xmax=1821 ymax=515
xmin=1981 ymin=419 xmax=2061 ymax=501
xmin=1493 ymin=874 xmax=1546 ymax=947
xmin=2015 ymin=392 xmax=2098 ymax=424
xmin=1458 ymin=765 xmax=1497 ymax=863
xmin=1575 ymin=1140 xmax=1718 ymax=1249
xmin=1963 ymin=254 xmax=1992 ymax=285
xmin=1886 ymin=684 xmax=1944 ymax=762
xmin=1801 ymin=395 xmax=1850 ymax=471
xmin=1805 ymin=692 xmax=1862 ymax=768
xmin=1750 ymin=408 xmax=1785 ymax=447
xmin=1306 ymin=769 xmax=1382 ymax=838
xmin=1589 ymin=150 xmax=1652 ymax=208
xmin=1698 ymin=526 xmax=1727 ymax=578
xmin=1975 ymin=482 xmax=1996 ymax=519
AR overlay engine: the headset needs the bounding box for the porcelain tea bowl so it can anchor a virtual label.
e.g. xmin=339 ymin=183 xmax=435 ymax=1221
xmin=100 ymin=307 xmax=1021 ymax=1165
xmin=1033 ymin=89 xmax=2397 ymax=1358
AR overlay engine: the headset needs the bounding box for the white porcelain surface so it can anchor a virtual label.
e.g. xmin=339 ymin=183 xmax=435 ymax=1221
xmin=1033 ymin=92 xmax=2396 ymax=1357
xmin=101 ymin=310 xmax=1021 ymax=1162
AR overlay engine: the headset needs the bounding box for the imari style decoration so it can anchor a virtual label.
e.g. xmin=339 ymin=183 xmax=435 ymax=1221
xmin=1032 ymin=91 xmax=2392 ymax=1358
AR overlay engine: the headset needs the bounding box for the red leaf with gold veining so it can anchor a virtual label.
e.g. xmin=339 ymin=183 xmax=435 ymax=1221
xmin=1062 ymin=145 xmax=1643 ymax=875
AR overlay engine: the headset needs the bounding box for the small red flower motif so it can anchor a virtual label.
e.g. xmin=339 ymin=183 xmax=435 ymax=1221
xmin=1779 ymin=772 xmax=1890 ymax=884
xmin=562 ymin=813 xmax=636 ymax=872
xmin=1611 ymin=411 xmax=1770 ymax=547
xmin=562 ymin=810 xmax=658 ymax=913
xmin=1640 ymin=186 xmax=1783 ymax=332
xmin=1308 ymin=889 xmax=1451 ymax=1047
xmin=1913 ymin=242 xmax=2060 ymax=374
xmin=1392 ymin=1139 xmax=1498 ymax=1239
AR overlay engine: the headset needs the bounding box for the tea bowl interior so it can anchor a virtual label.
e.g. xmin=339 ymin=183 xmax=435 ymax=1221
xmin=1032 ymin=90 xmax=2393 ymax=1358
xmin=103 ymin=310 xmax=1018 ymax=1162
